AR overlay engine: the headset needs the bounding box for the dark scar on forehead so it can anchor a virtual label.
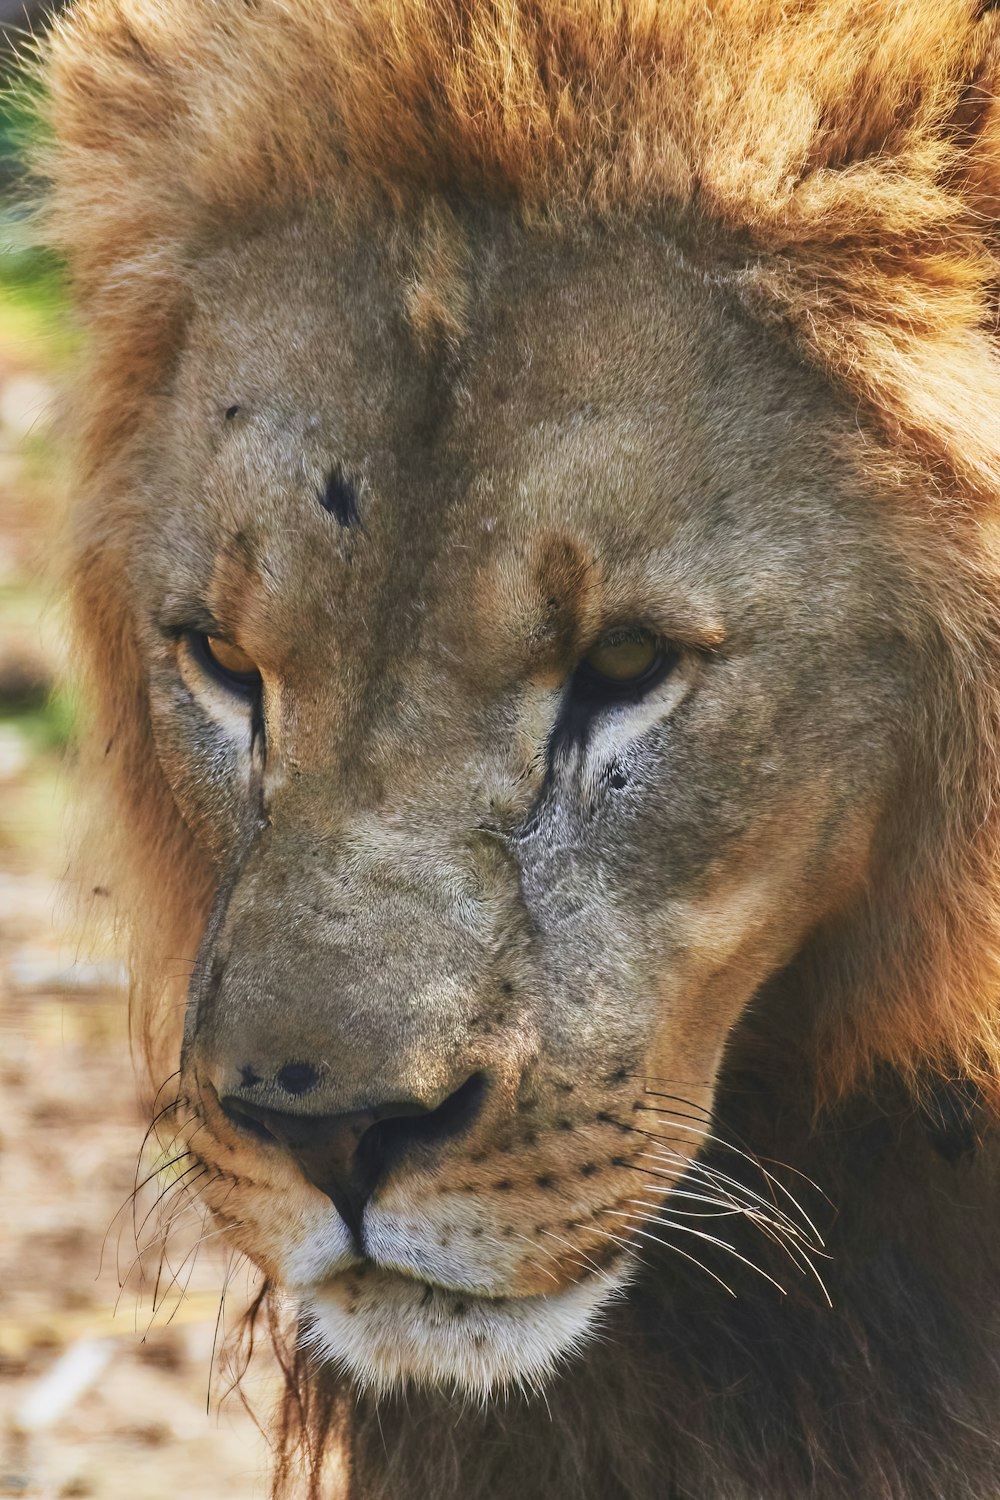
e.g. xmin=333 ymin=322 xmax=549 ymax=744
xmin=319 ymin=465 xmax=361 ymax=528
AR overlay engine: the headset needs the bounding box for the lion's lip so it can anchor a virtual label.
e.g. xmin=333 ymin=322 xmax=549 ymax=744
xmin=319 ymin=1256 xmax=514 ymax=1302
xmin=313 ymin=1243 xmax=626 ymax=1304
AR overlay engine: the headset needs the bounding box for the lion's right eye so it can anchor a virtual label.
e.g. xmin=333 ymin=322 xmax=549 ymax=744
xmin=191 ymin=632 xmax=262 ymax=696
xmin=573 ymin=627 xmax=676 ymax=703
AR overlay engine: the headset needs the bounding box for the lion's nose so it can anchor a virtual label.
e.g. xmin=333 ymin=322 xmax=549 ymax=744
xmin=219 ymin=1071 xmax=488 ymax=1247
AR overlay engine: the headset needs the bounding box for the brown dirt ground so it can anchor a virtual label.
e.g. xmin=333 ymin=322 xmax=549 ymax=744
xmin=0 ymin=291 xmax=281 ymax=1499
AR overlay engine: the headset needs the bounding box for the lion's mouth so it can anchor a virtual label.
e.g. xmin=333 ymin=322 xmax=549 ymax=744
xmin=322 ymin=1260 xmax=513 ymax=1302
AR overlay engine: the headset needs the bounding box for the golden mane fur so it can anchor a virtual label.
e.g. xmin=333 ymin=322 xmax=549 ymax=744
xmin=34 ymin=0 xmax=1000 ymax=1109
xmin=37 ymin=1 xmax=1000 ymax=490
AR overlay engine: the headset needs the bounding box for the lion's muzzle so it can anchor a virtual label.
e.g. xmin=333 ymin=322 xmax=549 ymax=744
xmin=182 ymin=807 xmax=533 ymax=1262
xmin=216 ymin=1072 xmax=489 ymax=1247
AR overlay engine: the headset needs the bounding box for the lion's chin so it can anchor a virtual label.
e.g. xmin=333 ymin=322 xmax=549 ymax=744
xmin=299 ymin=1262 xmax=631 ymax=1398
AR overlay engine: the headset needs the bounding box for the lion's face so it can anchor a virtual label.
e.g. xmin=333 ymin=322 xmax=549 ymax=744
xmin=137 ymin=212 xmax=915 ymax=1394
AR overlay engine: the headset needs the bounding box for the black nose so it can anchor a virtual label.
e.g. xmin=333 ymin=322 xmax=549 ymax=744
xmin=220 ymin=1071 xmax=488 ymax=1248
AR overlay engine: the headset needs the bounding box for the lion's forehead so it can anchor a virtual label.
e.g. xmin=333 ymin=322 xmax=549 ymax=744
xmin=151 ymin=217 xmax=886 ymax=687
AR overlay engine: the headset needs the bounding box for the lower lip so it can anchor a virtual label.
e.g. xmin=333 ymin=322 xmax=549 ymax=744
xmin=321 ymin=1260 xmax=510 ymax=1303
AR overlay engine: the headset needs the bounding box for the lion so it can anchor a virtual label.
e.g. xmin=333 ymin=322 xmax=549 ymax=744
xmin=31 ymin=0 xmax=1000 ymax=1496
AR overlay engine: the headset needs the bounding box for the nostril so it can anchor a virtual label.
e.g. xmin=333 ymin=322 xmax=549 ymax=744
xmin=358 ymin=1070 xmax=489 ymax=1172
xmin=411 ymin=1069 xmax=489 ymax=1145
xmin=221 ymin=1097 xmax=278 ymax=1143
xmin=277 ymin=1061 xmax=320 ymax=1097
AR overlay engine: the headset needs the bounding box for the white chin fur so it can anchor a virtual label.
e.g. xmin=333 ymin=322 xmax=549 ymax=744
xmin=300 ymin=1263 xmax=632 ymax=1399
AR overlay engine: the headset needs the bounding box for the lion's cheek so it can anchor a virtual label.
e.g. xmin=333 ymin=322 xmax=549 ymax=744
xmin=645 ymin=781 xmax=872 ymax=1083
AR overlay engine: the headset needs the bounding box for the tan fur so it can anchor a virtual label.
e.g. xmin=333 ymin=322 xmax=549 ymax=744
xmin=36 ymin=2 xmax=1000 ymax=493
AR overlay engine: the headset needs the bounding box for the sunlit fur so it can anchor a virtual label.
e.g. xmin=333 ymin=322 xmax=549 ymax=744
xmin=30 ymin=3 xmax=1000 ymax=1499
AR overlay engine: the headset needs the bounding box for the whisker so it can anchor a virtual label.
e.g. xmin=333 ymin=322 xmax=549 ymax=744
xmin=619 ymin=1110 xmax=827 ymax=1246
xmin=112 ymin=1159 xmax=209 ymax=1309
xmin=135 ymin=1157 xmax=204 ymax=1245
xmin=154 ymin=1217 xmax=244 ymax=1327
xmin=503 ymin=1229 xmax=565 ymax=1287
xmin=634 ymin=1101 xmax=715 ymax=1127
xmin=149 ymin=1175 xmax=214 ymax=1313
xmin=536 ymin=1227 xmax=621 ymax=1293
xmin=601 ymin=1206 xmax=788 ymax=1295
xmin=595 ymin=1217 xmax=737 ymax=1298
xmin=637 ymin=1097 xmax=832 ymax=1223
xmin=629 ymin=1139 xmax=832 ymax=1290
xmin=638 ymin=1149 xmax=818 ymax=1245
xmin=621 ymin=1181 xmax=829 ymax=1291
xmin=99 ymin=1095 xmax=195 ymax=1278
xmin=114 ymin=1186 xmax=206 ymax=1328
xmin=599 ymin=1096 xmax=832 ymax=1302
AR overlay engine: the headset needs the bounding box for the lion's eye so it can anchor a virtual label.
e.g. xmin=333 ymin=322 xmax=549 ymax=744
xmin=583 ymin=630 xmax=659 ymax=683
xmin=576 ymin=628 xmax=673 ymax=696
xmin=193 ymin=633 xmax=262 ymax=694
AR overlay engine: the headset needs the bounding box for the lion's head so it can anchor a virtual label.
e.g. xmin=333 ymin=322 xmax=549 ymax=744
xmin=128 ymin=213 xmax=926 ymax=1394
xmin=36 ymin=0 xmax=1000 ymax=1435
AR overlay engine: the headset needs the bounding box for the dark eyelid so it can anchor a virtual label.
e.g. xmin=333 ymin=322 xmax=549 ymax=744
xmin=155 ymin=603 xmax=225 ymax=639
xmin=187 ymin=630 xmax=261 ymax=696
xmin=546 ymin=643 xmax=679 ymax=761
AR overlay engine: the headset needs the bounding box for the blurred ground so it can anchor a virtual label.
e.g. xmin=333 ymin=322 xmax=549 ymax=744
xmin=0 ymin=234 xmax=279 ymax=1495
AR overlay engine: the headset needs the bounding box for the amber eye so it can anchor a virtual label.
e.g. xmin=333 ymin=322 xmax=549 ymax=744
xmin=570 ymin=626 xmax=674 ymax=705
xmin=192 ymin=633 xmax=262 ymax=694
xmin=561 ymin=626 xmax=676 ymax=739
xmin=582 ymin=629 xmax=661 ymax=684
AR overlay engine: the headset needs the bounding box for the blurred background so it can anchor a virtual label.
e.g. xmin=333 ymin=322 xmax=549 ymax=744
xmin=0 ymin=17 xmax=279 ymax=1497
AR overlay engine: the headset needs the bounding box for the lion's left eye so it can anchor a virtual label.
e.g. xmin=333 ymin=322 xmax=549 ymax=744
xmin=576 ymin=628 xmax=674 ymax=696
xmin=191 ymin=633 xmax=262 ymax=695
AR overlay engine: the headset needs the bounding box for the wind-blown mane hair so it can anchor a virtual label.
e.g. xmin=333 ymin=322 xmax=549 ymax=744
xmin=29 ymin=2 xmax=1000 ymax=1497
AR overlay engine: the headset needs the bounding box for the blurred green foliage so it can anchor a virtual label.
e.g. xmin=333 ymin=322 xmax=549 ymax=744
xmin=0 ymin=689 xmax=74 ymax=748
xmin=0 ymin=69 xmax=74 ymax=754
xmin=0 ymin=60 xmax=69 ymax=326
